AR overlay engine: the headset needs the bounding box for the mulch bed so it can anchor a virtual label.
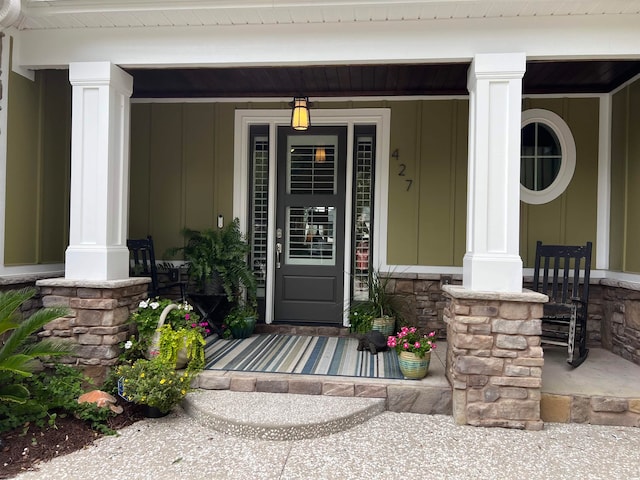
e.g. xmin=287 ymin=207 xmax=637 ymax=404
xmin=0 ymin=400 xmax=145 ymax=479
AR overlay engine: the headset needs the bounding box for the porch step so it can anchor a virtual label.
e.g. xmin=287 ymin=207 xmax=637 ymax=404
xmin=182 ymin=390 xmax=386 ymax=440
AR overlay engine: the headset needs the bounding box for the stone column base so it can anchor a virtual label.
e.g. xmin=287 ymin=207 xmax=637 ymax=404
xmin=443 ymin=285 xmax=547 ymax=430
xmin=36 ymin=277 xmax=150 ymax=384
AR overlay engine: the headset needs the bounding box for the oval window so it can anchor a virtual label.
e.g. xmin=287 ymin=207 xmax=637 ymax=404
xmin=520 ymin=109 xmax=576 ymax=205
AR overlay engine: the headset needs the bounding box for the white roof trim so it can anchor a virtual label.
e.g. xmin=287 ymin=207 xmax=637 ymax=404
xmin=18 ymin=0 xmax=640 ymax=31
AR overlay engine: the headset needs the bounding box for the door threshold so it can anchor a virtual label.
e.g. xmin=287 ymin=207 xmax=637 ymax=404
xmin=255 ymin=323 xmax=351 ymax=337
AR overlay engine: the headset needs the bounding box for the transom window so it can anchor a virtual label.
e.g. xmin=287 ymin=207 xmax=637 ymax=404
xmin=520 ymin=109 xmax=576 ymax=205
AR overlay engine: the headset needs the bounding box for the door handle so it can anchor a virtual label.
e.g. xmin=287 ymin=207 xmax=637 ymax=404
xmin=276 ymin=242 xmax=282 ymax=269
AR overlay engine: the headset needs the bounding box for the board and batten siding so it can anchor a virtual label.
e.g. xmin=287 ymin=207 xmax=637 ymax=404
xmin=611 ymin=77 xmax=640 ymax=274
xmin=4 ymin=67 xmax=70 ymax=266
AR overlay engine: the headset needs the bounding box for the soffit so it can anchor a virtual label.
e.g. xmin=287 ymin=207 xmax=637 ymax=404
xmin=125 ymin=60 xmax=640 ymax=98
xmin=18 ymin=0 xmax=640 ymax=30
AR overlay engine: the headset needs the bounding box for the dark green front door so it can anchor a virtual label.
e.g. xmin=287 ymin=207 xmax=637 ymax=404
xmin=274 ymin=126 xmax=347 ymax=324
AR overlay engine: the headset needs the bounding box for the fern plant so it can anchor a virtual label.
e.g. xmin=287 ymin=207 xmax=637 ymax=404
xmin=0 ymin=288 xmax=71 ymax=404
xmin=168 ymin=218 xmax=257 ymax=306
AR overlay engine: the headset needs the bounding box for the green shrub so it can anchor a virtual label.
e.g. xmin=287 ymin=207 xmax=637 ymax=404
xmin=0 ymin=288 xmax=71 ymax=404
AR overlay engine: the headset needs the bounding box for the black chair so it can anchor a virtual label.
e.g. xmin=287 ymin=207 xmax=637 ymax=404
xmin=127 ymin=236 xmax=185 ymax=300
xmin=532 ymin=241 xmax=592 ymax=368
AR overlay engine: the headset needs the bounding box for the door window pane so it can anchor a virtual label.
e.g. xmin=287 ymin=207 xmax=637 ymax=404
xmin=287 ymin=136 xmax=337 ymax=194
xmin=286 ymin=206 xmax=335 ymax=266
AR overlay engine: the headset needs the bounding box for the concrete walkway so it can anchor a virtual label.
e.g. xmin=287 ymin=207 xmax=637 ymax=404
xmin=15 ymin=392 xmax=640 ymax=480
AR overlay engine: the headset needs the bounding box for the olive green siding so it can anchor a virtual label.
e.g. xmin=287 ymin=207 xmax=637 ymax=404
xmin=519 ymin=98 xmax=600 ymax=267
xmin=386 ymin=99 xmax=469 ymax=266
xmin=5 ymin=67 xmax=70 ymax=266
xmin=129 ymin=103 xmax=237 ymax=257
xmin=129 ymin=100 xmax=470 ymax=265
xmin=611 ymin=78 xmax=640 ymax=273
xmin=130 ymin=98 xmax=600 ymax=267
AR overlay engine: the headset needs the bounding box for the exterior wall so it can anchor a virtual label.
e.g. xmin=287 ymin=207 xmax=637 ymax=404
xmin=610 ymin=78 xmax=640 ymax=273
xmin=519 ymin=97 xmax=600 ymax=267
xmin=4 ymin=68 xmax=70 ymax=266
xmin=130 ymin=97 xmax=598 ymax=269
xmin=129 ymin=98 xmax=471 ymax=265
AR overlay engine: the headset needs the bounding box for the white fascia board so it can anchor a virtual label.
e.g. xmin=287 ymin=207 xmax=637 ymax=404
xmin=14 ymin=14 xmax=640 ymax=70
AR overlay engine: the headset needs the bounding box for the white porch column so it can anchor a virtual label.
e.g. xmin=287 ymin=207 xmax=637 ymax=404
xmin=463 ymin=53 xmax=526 ymax=292
xmin=65 ymin=62 xmax=133 ymax=280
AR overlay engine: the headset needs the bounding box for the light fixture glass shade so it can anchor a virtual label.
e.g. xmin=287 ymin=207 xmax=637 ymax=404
xmin=315 ymin=147 xmax=326 ymax=163
xmin=291 ymin=97 xmax=310 ymax=130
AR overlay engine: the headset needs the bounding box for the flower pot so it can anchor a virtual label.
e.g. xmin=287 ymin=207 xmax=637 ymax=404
xmin=141 ymin=404 xmax=170 ymax=418
xmin=398 ymin=351 xmax=431 ymax=379
xmin=372 ymin=316 xmax=395 ymax=337
xmin=229 ymin=316 xmax=256 ymax=339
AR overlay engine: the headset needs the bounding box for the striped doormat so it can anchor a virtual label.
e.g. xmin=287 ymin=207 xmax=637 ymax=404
xmin=205 ymin=334 xmax=403 ymax=379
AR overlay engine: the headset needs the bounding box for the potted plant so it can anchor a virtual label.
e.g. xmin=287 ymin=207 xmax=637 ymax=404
xmin=126 ymin=297 xmax=208 ymax=371
xmin=167 ymin=218 xmax=257 ymax=301
xmin=117 ymin=358 xmax=193 ymax=417
xmin=387 ymin=327 xmax=437 ymax=379
xmin=368 ymin=270 xmax=404 ymax=336
xmin=348 ymin=301 xmax=376 ymax=334
xmin=223 ymin=302 xmax=257 ymax=339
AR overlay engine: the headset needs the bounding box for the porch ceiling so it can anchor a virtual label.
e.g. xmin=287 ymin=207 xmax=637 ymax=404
xmin=126 ymin=60 xmax=640 ymax=98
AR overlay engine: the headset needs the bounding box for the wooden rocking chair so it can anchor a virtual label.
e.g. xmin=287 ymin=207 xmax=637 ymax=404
xmin=532 ymin=241 xmax=592 ymax=368
xmin=127 ymin=236 xmax=185 ymax=300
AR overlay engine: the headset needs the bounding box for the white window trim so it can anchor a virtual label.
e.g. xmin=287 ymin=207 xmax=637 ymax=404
xmin=520 ymin=108 xmax=576 ymax=205
xmin=234 ymin=108 xmax=391 ymax=326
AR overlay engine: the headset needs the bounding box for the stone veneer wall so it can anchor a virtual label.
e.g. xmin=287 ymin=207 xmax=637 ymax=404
xmin=384 ymin=273 xmax=456 ymax=336
xmin=600 ymin=279 xmax=640 ymax=366
xmin=35 ymin=278 xmax=150 ymax=383
xmin=443 ymin=285 xmax=547 ymax=430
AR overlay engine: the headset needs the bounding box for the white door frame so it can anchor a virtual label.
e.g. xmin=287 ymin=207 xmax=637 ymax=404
xmin=234 ymin=108 xmax=391 ymax=325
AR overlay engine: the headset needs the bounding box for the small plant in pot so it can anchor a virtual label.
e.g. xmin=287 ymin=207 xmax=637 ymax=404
xmin=117 ymin=358 xmax=194 ymax=417
xmin=348 ymin=301 xmax=376 ymax=334
xmin=223 ymin=302 xmax=257 ymax=339
xmin=368 ymin=270 xmax=404 ymax=337
xmin=387 ymin=327 xmax=437 ymax=380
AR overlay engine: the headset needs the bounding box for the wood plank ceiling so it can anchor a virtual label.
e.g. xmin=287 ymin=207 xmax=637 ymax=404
xmin=126 ymin=60 xmax=640 ymax=98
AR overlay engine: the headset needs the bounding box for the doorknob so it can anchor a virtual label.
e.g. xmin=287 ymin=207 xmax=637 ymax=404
xmin=276 ymin=242 xmax=282 ymax=269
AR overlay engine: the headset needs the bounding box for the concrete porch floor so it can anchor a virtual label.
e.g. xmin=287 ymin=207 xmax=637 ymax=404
xmin=194 ymin=338 xmax=640 ymax=427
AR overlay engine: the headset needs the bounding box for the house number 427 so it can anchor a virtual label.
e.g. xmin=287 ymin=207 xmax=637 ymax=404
xmin=391 ymin=149 xmax=413 ymax=191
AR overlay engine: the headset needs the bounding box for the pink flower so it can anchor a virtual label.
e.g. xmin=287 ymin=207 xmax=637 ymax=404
xmin=191 ymin=323 xmax=197 ymax=328
xmin=185 ymin=314 xmax=190 ymax=321
xmin=414 ymin=342 xmax=421 ymax=349
xmin=387 ymin=337 xmax=397 ymax=348
xmin=428 ymin=331 xmax=436 ymax=337
xmin=205 ymin=329 xmax=210 ymax=334
xmin=409 ymin=327 xmax=416 ymax=333
xmin=403 ymin=342 xmax=409 ymax=350
xmin=432 ymin=344 xmax=437 ymax=349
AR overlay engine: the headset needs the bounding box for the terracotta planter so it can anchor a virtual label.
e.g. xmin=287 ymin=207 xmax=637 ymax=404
xmin=398 ymin=351 xmax=431 ymax=379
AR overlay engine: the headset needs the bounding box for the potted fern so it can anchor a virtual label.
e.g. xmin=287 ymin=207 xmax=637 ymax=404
xmin=168 ymin=218 xmax=257 ymax=301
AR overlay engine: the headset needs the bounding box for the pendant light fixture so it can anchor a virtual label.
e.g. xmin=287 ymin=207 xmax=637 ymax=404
xmin=290 ymin=97 xmax=311 ymax=131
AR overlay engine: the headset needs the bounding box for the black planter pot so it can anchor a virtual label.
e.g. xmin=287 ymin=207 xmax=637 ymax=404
xmin=141 ymin=405 xmax=170 ymax=418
